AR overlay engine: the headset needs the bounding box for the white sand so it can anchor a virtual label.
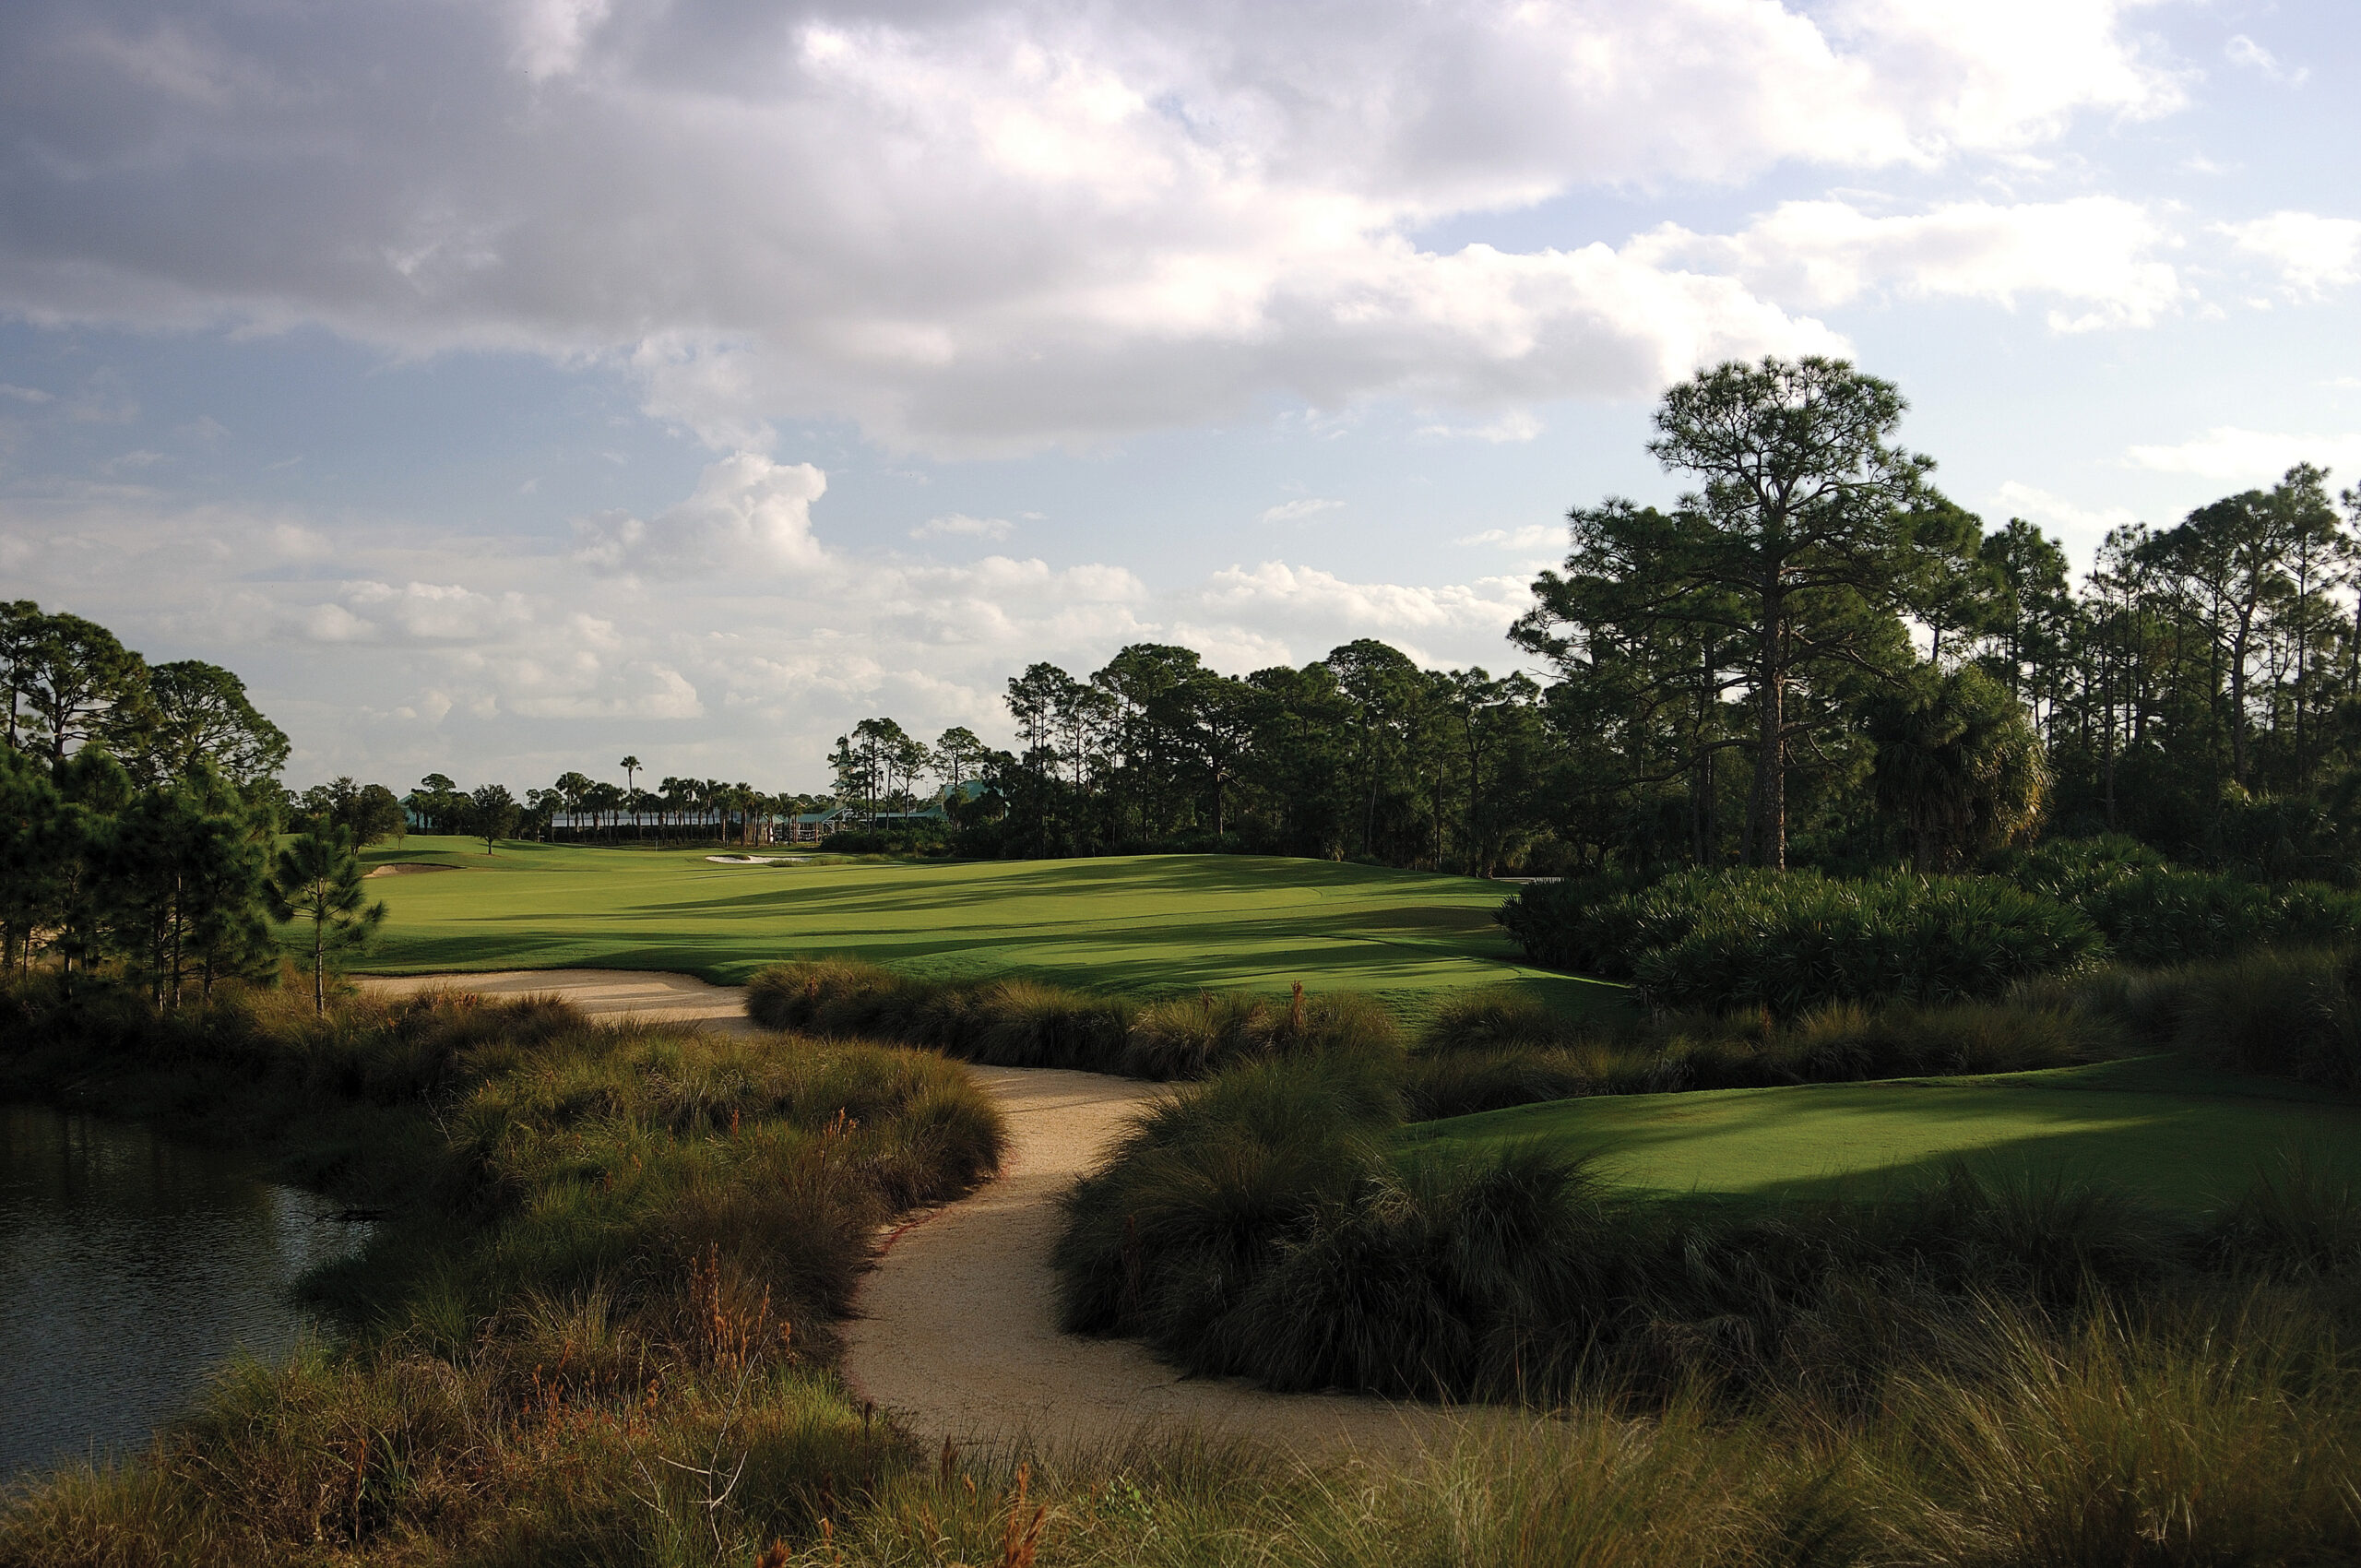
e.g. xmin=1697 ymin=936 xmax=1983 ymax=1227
xmin=356 ymin=968 xmax=1453 ymax=1461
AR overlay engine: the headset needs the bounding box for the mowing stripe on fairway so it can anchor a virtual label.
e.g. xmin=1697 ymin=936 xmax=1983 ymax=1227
xmin=354 ymin=837 xmax=1626 ymax=1022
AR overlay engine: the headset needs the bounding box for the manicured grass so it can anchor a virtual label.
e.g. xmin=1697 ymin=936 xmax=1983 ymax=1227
xmin=353 ymin=837 xmax=1622 ymax=1021
xmin=1401 ymin=1055 xmax=2361 ymax=1212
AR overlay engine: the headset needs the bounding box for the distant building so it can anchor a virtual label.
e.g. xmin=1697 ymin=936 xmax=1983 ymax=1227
xmin=788 ymin=779 xmax=986 ymax=841
xmin=785 ymin=804 xmax=851 ymax=843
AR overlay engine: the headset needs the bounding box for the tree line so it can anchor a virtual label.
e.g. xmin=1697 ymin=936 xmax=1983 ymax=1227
xmin=21 ymin=355 xmax=2361 ymax=898
xmin=0 ymin=601 xmax=383 ymax=1007
xmin=400 ymin=769 xmax=837 ymax=849
xmin=841 ymin=359 xmax=2361 ymax=882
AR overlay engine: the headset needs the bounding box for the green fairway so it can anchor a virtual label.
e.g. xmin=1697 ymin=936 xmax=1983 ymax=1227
xmin=352 ymin=837 xmax=1621 ymax=1020
xmin=1402 ymin=1056 xmax=2361 ymax=1211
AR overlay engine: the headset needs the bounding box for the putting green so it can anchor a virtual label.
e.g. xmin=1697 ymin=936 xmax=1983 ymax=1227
xmin=353 ymin=837 xmax=1622 ymax=1020
xmin=1402 ymin=1056 xmax=2361 ymax=1211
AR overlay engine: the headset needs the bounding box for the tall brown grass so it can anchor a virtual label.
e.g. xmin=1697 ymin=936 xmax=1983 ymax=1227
xmin=0 ymin=979 xmax=1001 ymax=1565
xmin=743 ymin=956 xmax=1403 ymax=1079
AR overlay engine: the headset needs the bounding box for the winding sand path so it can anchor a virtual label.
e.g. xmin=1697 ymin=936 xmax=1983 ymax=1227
xmin=357 ymin=969 xmax=1449 ymax=1461
xmin=361 ymin=968 xmax=763 ymax=1035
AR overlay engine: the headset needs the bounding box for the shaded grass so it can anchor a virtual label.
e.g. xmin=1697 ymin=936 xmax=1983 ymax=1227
xmin=1405 ymin=1056 xmax=2361 ymax=1211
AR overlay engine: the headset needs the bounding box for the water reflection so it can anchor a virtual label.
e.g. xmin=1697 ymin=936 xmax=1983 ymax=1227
xmin=0 ymin=1104 xmax=372 ymax=1479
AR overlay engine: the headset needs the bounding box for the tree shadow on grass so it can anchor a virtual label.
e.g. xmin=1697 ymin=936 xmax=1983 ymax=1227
xmin=1414 ymin=1072 xmax=2361 ymax=1213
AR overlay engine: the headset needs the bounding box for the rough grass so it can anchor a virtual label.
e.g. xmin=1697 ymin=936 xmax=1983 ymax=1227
xmin=0 ymin=978 xmax=1003 ymax=1564
xmin=8 ymin=973 xmax=2359 ymax=1565
xmin=1060 ymin=1050 xmax=2361 ymax=1408
xmin=746 ymin=956 xmax=1406 ymax=1080
xmin=1401 ymin=985 xmax=2118 ymax=1121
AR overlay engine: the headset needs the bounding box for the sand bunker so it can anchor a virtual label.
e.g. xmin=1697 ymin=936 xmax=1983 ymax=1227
xmin=704 ymin=854 xmax=807 ymax=865
xmin=358 ymin=968 xmax=1448 ymax=1461
xmin=363 ymin=862 xmax=459 ymax=878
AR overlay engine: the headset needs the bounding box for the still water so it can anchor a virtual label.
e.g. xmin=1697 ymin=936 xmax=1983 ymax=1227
xmin=0 ymin=1104 xmax=373 ymax=1479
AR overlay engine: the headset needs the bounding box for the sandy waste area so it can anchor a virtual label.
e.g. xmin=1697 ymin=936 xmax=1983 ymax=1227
xmin=358 ymin=968 xmax=1451 ymax=1461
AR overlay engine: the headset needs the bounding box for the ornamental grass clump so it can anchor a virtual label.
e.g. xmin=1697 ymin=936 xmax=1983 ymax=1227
xmin=1863 ymin=1299 xmax=2361 ymax=1568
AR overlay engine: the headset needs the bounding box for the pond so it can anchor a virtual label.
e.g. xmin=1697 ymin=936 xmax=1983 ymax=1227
xmin=0 ymin=1104 xmax=373 ymax=1480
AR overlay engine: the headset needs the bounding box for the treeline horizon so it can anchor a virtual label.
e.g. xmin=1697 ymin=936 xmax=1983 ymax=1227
xmin=836 ymin=360 xmax=2361 ymax=881
xmin=15 ymin=355 xmax=2361 ymax=885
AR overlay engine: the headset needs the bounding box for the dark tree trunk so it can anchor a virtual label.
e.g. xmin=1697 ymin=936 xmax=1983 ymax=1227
xmin=1752 ymin=605 xmax=1786 ymax=870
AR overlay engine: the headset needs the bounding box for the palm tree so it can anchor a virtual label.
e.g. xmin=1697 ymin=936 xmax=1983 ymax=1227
xmin=620 ymin=756 xmax=641 ymax=842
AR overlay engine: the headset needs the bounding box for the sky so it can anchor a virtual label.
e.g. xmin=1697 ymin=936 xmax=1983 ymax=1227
xmin=2 ymin=0 xmax=2357 ymax=793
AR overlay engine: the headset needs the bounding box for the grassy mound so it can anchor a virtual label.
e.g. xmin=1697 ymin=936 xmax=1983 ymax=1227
xmin=1058 ymin=1051 xmax=2361 ymax=1418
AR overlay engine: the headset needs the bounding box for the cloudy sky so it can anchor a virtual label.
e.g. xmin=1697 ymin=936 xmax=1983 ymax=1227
xmin=2 ymin=0 xmax=2356 ymax=792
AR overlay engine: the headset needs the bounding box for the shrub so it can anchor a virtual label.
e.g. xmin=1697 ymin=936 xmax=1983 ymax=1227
xmin=1059 ymin=1040 xmax=2356 ymax=1411
xmin=2068 ymin=945 xmax=2361 ymax=1090
xmin=1491 ymin=869 xmax=1656 ymax=976
xmin=1418 ymin=987 xmax=1597 ymax=1054
xmin=1630 ymin=873 xmax=2103 ymax=1016
xmin=1501 ymin=871 xmax=2103 ymax=1015
xmin=2204 ymin=1149 xmax=2361 ymax=1280
xmin=1996 ymin=840 xmax=2361 ymax=968
xmin=2069 ymin=868 xmax=2361 ymax=967
xmin=1992 ymin=833 xmax=2169 ymax=903
xmin=745 ymin=957 xmax=1403 ymax=1080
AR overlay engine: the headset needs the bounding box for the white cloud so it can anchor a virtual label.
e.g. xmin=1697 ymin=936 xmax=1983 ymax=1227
xmin=338 ymin=580 xmax=536 ymax=643
xmin=575 ymin=453 xmax=828 ymax=576
xmin=301 ymin=602 xmax=373 ymax=644
xmin=0 ymin=457 xmax=1549 ymax=783
xmin=1990 ymin=481 xmax=2141 ymax=544
xmin=2124 ymin=428 xmax=2361 ymax=482
xmin=911 ymin=512 xmax=1014 ymax=542
xmin=1458 ymin=525 xmax=1562 ymax=551
xmin=1418 ymin=410 xmax=1543 ymax=443
xmin=1190 ymin=561 xmax=1534 ymax=666
xmin=1260 ymin=498 xmax=1343 ymax=524
xmin=1631 ymin=196 xmax=2186 ymax=331
xmin=2225 ymin=35 xmax=2307 ymax=85
xmin=2217 ymin=212 xmax=2361 ymax=300
xmin=0 ymin=0 xmax=2180 ymax=453
xmin=0 ymin=384 xmax=53 ymax=404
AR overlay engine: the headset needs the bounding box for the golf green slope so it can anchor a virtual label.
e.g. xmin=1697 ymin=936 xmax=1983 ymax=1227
xmin=1402 ymin=1056 xmax=2361 ymax=1211
xmin=353 ymin=837 xmax=1619 ymax=1019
